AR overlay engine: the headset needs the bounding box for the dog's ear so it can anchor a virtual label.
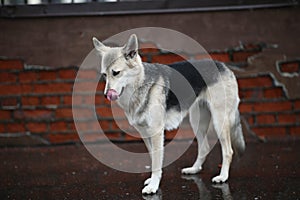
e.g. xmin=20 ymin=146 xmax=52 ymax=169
xmin=92 ymin=37 xmax=108 ymax=53
xmin=123 ymin=34 xmax=138 ymax=60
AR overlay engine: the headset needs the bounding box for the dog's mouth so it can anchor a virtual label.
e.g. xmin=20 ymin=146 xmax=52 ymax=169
xmin=106 ymin=87 xmax=124 ymax=101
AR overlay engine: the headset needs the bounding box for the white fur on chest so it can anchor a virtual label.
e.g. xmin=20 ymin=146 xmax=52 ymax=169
xmin=117 ymin=77 xmax=167 ymax=132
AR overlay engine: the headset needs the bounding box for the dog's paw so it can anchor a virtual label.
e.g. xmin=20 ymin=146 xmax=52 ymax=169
xmin=181 ymin=166 xmax=202 ymax=175
xmin=142 ymin=184 xmax=159 ymax=195
xmin=212 ymin=174 xmax=228 ymax=183
xmin=142 ymin=177 xmax=160 ymax=194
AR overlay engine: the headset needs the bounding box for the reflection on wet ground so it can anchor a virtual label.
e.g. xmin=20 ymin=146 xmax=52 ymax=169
xmin=0 ymin=141 xmax=299 ymax=199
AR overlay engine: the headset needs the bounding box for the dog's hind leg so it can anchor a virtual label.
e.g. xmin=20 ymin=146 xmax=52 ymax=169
xmin=182 ymin=102 xmax=211 ymax=175
xmin=210 ymin=107 xmax=233 ymax=183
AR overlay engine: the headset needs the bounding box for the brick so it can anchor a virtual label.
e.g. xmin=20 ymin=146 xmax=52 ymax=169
xmin=0 ymin=72 xmax=17 ymax=83
xmin=264 ymin=87 xmax=284 ymax=98
xmin=80 ymin=95 xmax=95 ymax=106
xmin=0 ymin=97 xmax=19 ymax=107
xmin=72 ymin=108 xmax=94 ymax=119
xmin=280 ymin=62 xmax=299 ymax=73
xmin=95 ymin=95 xmax=105 ymax=105
xmin=277 ymin=114 xmax=297 ymax=124
xmin=232 ymin=51 xmax=259 ymax=62
xmin=152 ymin=54 xmax=186 ymax=64
xmin=66 ymin=121 xmax=75 ymax=131
xmin=6 ymin=122 xmax=26 ymax=133
xmin=50 ymin=121 xmax=67 ymax=132
xmin=97 ymin=82 xmax=105 ymax=92
xmin=76 ymin=70 xmax=98 ymax=80
xmin=256 ymin=114 xmax=276 ymax=124
xmin=0 ymin=84 xmax=32 ymax=95
xmin=165 ymin=129 xmax=178 ymax=140
xmin=166 ymin=128 xmax=195 ymax=140
xmin=290 ymin=127 xmax=300 ymax=136
xmin=0 ymin=60 xmax=23 ymax=70
xmin=239 ymin=89 xmax=263 ymax=99
xmin=209 ymin=52 xmax=230 ymax=62
xmin=34 ymin=83 xmax=73 ymax=94
xmin=110 ymin=120 xmax=119 ymax=130
xmin=104 ymin=132 xmax=123 ymax=140
xmin=110 ymin=109 xmax=125 ymax=120
xmin=294 ymin=100 xmax=300 ymax=110
xmin=96 ymin=107 xmax=113 ymax=118
xmin=252 ymin=127 xmax=286 ymax=137
xmin=141 ymin=55 xmax=149 ymax=62
xmin=19 ymin=71 xmax=38 ymax=83
xmin=27 ymin=122 xmax=47 ymax=133
xmin=99 ymin=120 xmax=110 ymax=131
xmin=239 ymin=102 xmax=254 ymax=113
xmin=194 ymin=54 xmax=210 ymax=60
xmin=56 ymin=108 xmax=73 ymax=118
xmin=0 ymin=110 xmax=11 ymax=120
xmin=63 ymin=95 xmax=73 ymax=105
xmin=20 ymin=84 xmax=33 ymax=95
xmin=72 ymin=95 xmax=97 ymax=106
xmin=14 ymin=110 xmax=53 ymax=121
xmin=0 ymin=124 xmax=5 ymax=132
xmin=124 ymin=133 xmax=143 ymax=142
xmin=41 ymin=96 xmax=60 ymax=105
xmin=69 ymin=94 xmax=95 ymax=106
xmin=59 ymin=69 xmax=77 ymax=80
xmin=75 ymin=81 xmax=98 ymax=93
xmin=22 ymin=96 xmax=40 ymax=106
xmin=0 ymin=85 xmax=21 ymax=95
xmin=78 ymin=132 xmax=102 ymax=143
xmin=76 ymin=120 xmax=100 ymax=133
xmin=111 ymin=119 xmax=133 ymax=132
xmin=245 ymin=115 xmax=254 ymax=125
xmin=39 ymin=71 xmax=57 ymax=81
xmin=46 ymin=133 xmax=79 ymax=144
xmin=253 ymin=101 xmax=292 ymax=112
xmin=237 ymin=75 xmax=273 ymax=89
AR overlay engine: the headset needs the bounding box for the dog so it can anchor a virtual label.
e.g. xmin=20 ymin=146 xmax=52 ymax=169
xmin=92 ymin=34 xmax=245 ymax=194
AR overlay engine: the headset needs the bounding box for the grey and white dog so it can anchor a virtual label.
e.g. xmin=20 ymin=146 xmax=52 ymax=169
xmin=92 ymin=34 xmax=245 ymax=194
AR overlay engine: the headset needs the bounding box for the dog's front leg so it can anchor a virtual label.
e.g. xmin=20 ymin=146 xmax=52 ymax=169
xmin=142 ymin=130 xmax=164 ymax=194
xmin=142 ymin=137 xmax=152 ymax=159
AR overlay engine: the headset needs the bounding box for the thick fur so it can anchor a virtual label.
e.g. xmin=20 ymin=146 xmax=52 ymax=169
xmin=92 ymin=34 xmax=245 ymax=194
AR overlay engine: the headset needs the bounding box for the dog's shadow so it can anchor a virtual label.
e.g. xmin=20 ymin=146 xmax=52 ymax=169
xmin=142 ymin=175 xmax=233 ymax=200
xmin=142 ymin=189 xmax=162 ymax=200
xmin=182 ymin=175 xmax=233 ymax=200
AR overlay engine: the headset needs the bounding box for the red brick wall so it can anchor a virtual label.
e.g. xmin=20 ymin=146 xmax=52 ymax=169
xmin=0 ymin=44 xmax=299 ymax=146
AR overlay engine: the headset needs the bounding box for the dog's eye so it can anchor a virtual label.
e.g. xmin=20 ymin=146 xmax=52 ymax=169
xmin=112 ymin=70 xmax=120 ymax=77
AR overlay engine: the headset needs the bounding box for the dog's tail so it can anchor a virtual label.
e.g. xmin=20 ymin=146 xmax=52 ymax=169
xmin=230 ymin=109 xmax=246 ymax=158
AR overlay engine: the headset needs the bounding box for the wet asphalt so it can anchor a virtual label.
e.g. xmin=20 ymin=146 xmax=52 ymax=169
xmin=0 ymin=140 xmax=299 ymax=200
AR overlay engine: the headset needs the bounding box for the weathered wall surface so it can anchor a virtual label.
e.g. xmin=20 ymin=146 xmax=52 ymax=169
xmin=0 ymin=7 xmax=299 ymax=146
xmin=0 ymin=45 xmax=299 ymax=146
xmin=0 ymin=8 xmax=299 ymax=66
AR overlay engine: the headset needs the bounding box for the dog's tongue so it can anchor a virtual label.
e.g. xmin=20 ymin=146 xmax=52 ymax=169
xmin=106 ymin=89 xmax=119 ymax=101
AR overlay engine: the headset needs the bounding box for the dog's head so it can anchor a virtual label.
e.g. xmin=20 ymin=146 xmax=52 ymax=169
xmin=92 ymin=34 xmax=142 ymax=101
